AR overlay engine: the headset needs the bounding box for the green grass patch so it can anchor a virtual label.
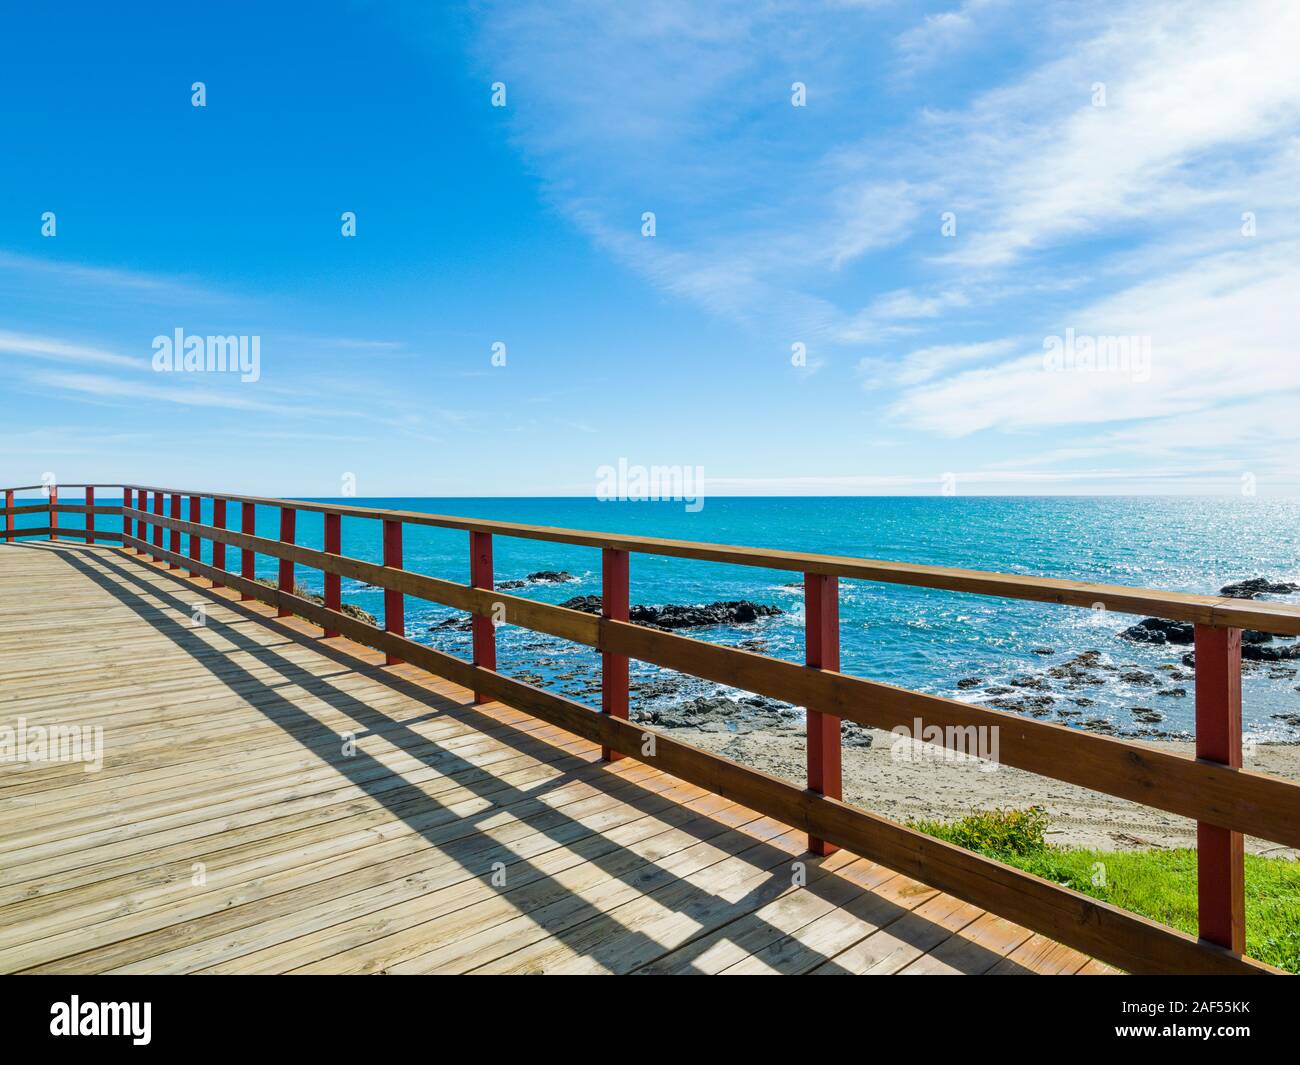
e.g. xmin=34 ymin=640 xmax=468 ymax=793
xmin=909 ymin=807 xmax=1300 ymax=973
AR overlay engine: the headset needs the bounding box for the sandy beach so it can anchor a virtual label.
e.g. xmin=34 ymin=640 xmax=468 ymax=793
xmin=668 ymin=725 xmax=1300 ymax=858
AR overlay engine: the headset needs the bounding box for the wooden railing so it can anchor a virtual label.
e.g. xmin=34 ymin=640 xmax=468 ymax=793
xmin=5 ymin=482 xmax=1299 ymax=974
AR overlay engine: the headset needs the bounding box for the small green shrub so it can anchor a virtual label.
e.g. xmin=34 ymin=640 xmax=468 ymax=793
xmin=911 ymin=806 xmax=1049 ymax=858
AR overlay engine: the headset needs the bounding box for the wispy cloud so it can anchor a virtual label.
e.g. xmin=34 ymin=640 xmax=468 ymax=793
xmin=0 ymin=250 xmax=222 ymax=303
xmin=894 ymin=0 xmax=1005 ymax=75
xmin=891 ymin=240 xmax=1300 ymax=435
xmin=0 ymin=330 xmax=142 ymax=369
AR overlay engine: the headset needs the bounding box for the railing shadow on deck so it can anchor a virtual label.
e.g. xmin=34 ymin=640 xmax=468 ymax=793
xmin=24 ymin=542 xmax=1020 ymax=975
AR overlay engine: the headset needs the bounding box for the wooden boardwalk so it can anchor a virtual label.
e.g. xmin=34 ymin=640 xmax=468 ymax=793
xmin=0 ymin=541 xmax=1108 ymax=974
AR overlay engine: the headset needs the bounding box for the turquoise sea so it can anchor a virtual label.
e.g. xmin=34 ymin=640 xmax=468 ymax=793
xmin=29 ymin=495 xmax=1300 ymax=742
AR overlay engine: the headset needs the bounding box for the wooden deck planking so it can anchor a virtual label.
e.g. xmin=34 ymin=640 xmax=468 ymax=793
xmin=0 ymin=541 xmax=1099 ymax=975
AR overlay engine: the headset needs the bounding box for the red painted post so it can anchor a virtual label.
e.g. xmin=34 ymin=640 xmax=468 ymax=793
xmin=212 ymin=499 xmax=227 ymax=588
xmin=323 ymin=512 xmax=341 ymax=638
xmin=240 ymin=502 xmax=255 ymax=600
xmin=805 ymin=573 xmax=842 ymax=856
xmin=122 ymin=487 xmax=132 ymax=550
xmin=601 ymin=548 xmax=630 ymax=761
xmin=1194 ymin=624 xmax=1246 ymax=953
xmin=48 ymin=484 xmax=58 ymax=541
xmin=469 ymin=531 xmax=495 ymax=700
xmin=277 ymin=507 xmax=296 ymax=617
xmin=188 ymin=495 xmax=201 ymax=576
xmin=383 ymin=519 xmax=404 ymax=665
xmin=85 ymin=486 xmax=95 ymax=543
xmin=152 ymin=491 xmax=163 ymax=561
xmin=168 ymin=492 xmax=181 ymax=568
xmin=4 ymin=488 xmax=12 ymax=541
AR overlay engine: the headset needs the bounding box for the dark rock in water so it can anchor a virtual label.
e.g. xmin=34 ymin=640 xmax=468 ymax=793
xmin=1082 ymin=717 xmax=1117 ymax=734
xmin=1154 ymin=687 xmax=1187 ymax=698
xmin=530 ymin=570 xmax=575 ymax=583
xmin=989 ymin=695 xmax=1055 ymax=715
xmin=1071 ymin=697 xmax=1094 ymax=706
xmin=497 ymin=570 xmax=577 ymax=589
xmin=1009 ymin=675 xmax=1049 ymax=691
xmin=984 ymin=685 xmax=1014 ymax=695
xmin=1031 ymin=647 xmax=1055 ymax=656
xmin=1219 ymin=578 xmax=1300 ymax=599
xmin=1122 ymin=617 xmax=1294 ymax=654
xmin=559 ymin=596 xmax=783 ymax=630
xmin=1273 ymin=713 xmax=1300 ymax=726
xmin=1119 ymin=617 xmax=1194 ymax=645
xmin=1244 ymin=642 xmax=1300 ymax=662
xmin=1120 ymin=670 xmax=1156 ymax=685
xmin=1131 ymin=707 xmax=1164 ymax=723
xmin=956 ymin=677 xmax=982 ymax=690
xmin=1185 ymin=642 xmax=1300 ymax=666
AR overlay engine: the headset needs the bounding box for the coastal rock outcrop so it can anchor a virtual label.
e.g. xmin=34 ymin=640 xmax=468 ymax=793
xmin=1219 ymin=578 xmax=1300 ymax=599
xmin=432 ymin=596 xmax=784 ymax=634
xmin=1118 ymin=618 xmax=1194 ymax=645
xmin=558 ymin=596 xmax=783 ymax=630
xmin=497 ymin=570 xmax=577 ymax=589
xmin=1119 ymin=615 xmax=1295 ymax=655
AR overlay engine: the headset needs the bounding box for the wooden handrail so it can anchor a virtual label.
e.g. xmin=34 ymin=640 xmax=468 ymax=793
xmin=8 ymin=481 xmax=1297 ymax=972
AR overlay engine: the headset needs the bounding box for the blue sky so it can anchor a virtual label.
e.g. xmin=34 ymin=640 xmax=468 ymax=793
xmin=2 ymin=0 xmax=1298 ymax=496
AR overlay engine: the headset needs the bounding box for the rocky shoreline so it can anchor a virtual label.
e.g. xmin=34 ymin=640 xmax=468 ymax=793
xmin=412 ymin=577 xmax=1300 ymax=744
xmin=431 ymin=596 xmax=784 ymax=633
xmin=952 ymin=649 xmax=1196 ymax=739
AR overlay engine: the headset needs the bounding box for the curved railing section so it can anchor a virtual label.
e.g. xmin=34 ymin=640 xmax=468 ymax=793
xmin=4 ymin=481 xmax=1298 ymax=975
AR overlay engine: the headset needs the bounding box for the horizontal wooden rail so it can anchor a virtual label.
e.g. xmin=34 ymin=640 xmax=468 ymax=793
xmin=116 ymin=529 xmax=1280 ymax=975
xmin=123 ymin=504 xmax=1300 ymax=851
xmin=118 ymin=484 xmax=1300 ymax=633
xmin=1 ymin=526 xmax=55 ymax=540
xmin=41 ymin=530 xmax=122 ymax=543
xmin=51 ymin=504 xmax=122 ymax=516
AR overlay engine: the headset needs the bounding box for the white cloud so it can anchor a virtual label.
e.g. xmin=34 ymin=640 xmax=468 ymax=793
xmin=890 ymin=241 xmax=1300 ymax=435
xmin=935 ymin=0 xmax=1300 ymax=266
xmin=0 ymin=330 xmax=141 ymax=369
xmin=860 ymin=338 xmax=1019 ymax=388
xmin=895 ymin=0 xmax=1004 ymax=74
